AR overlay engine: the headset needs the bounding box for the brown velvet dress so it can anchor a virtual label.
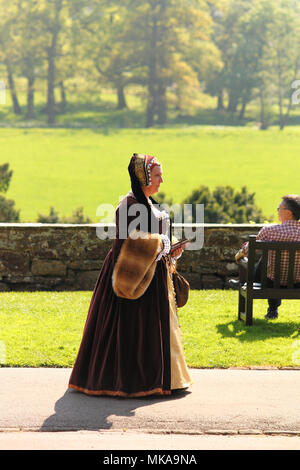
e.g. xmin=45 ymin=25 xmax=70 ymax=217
xmin=68 ymin=195 xmax=192 ymax=397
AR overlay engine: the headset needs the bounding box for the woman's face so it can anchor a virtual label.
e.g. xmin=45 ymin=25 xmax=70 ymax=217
xmin=148 ymin=165 xmax=163 ymax=195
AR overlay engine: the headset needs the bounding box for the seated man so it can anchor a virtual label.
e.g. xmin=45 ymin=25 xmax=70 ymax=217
xmin=232 ymin=194 xmax=300 ymax=319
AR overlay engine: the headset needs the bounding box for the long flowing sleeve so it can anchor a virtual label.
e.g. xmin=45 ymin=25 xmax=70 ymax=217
xmin=112 ymin=229 xmax=163 ymax=299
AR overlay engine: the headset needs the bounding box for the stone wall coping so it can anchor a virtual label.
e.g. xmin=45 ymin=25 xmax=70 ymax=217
xmin=0 ymin=223 xmax=266 ymax=228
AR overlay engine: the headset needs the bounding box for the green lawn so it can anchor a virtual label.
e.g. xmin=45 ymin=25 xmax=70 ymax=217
xmin=1 ymin=126 xmax=300 ymax=223
xmin=0 ymin=290 xmax=299 ymax=368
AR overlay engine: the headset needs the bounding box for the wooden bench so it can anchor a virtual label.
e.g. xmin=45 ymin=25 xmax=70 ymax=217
xmin=238 ymin=235 xmax=300 ymax=325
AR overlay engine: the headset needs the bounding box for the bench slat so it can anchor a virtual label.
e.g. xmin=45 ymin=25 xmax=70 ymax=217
xmin=287 ymin=248 xmax=296 ymax=289
xmin=274 ymin=249 xmax=282 ymax=289
xmin=255 ymin=240 xmax=300 ymax=249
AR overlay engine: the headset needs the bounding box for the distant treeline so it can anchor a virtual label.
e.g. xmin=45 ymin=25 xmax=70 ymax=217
xmin=1 ymin=0 xmax=300 ymax=129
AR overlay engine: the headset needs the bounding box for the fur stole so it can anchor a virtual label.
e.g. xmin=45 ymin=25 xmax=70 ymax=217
xmin=112 ymin=230 xmax=162 ymax=299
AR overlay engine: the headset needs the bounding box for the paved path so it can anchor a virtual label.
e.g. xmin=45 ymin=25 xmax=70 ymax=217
xmin=1 ymin=368 xmax=300 ymax=450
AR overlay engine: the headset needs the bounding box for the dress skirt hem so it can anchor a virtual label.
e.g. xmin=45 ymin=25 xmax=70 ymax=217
xmin=68 ymin=383 xmax=171 ymax=397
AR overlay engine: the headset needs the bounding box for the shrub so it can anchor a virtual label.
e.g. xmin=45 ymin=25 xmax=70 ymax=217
xmin=37 ymin=206 xmax=92 ymax=224
xmin=182 ymin=185 xmax=269 ymax=223
xmin=0 ymin=195 xmax=20 ymax=222
xmin=0 ymin=163 xmax=20 ymax=222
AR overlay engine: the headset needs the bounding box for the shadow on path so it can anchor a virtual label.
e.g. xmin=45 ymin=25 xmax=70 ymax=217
xmin=40 ymin=388 xmax=191 ymax=432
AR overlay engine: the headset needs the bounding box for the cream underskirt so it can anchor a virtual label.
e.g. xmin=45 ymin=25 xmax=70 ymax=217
xmin=166 ymin=263 xmax=193 ymax=390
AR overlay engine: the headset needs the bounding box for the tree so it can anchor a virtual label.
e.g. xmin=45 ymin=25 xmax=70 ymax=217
xmin=241 ymin=0 xmax=300 ymax=130
xmin=15 ymin=0 xmax=46 ymax=119
xmin=234 ymin=0 xmax=276 ymax=122
xmin=0 ymin=0 xmax=22 ymax=115
xmin=207 ymin=0 xmax=300 ymax=128
xmin=73 ymin=1 xmax=136 ymax=111
xmin=0 ymin=163 xmax=13 ymax=193
xmin=113 ymin=0 xmax=216 ymax=127
xmin=44 ymin=0 xmax=65 ymax=124
xmin=207 ymin=0 xmax=268 ymax=116
xmin=204 ymin=0 xmax=230 ymax=110
xmin=270 ymin=0 xmax=300 ymax=130
xmin=34 ymin=0 xmax=75 ymax=124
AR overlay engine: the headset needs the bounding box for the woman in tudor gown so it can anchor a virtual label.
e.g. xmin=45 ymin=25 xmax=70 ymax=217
xmin=68 ymin=153 xmax=192 ymax=397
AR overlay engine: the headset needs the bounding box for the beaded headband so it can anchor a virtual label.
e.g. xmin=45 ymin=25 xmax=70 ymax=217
xmin=132 ymin=153 xmax=161 ymax=187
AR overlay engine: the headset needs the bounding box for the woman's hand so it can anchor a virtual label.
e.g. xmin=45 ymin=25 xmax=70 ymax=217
xmin=171 ymin=241 xmax=188 ymax=259
xmin=235 ymin=242 xmax=249 ymax=264
xmin=235 ymin=249 xmax=245 ymax=264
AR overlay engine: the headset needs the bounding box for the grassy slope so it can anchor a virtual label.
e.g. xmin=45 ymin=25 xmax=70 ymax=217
xmin=1 ymin=126 xmax=300 ymax=223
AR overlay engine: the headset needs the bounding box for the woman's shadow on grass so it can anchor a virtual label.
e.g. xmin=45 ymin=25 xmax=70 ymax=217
xmin=40 ymin=387 xmax=190 ymax=432
xmin=216 ymin=318 xmax=300 ymax=342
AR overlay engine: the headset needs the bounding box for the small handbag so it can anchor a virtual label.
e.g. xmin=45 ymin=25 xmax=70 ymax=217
xmin=173 ymin=271 xmax=190 ymax=308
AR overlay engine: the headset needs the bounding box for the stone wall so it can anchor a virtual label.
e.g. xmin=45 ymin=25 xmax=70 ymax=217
xmin=0 ymin=223 xmax=263 ymax=291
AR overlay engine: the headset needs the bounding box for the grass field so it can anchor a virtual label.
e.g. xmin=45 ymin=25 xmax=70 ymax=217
xmin=0 ymin=290 xmax=299 ymax=369
xmin=1 ymin=126 xmax=300 ymax=223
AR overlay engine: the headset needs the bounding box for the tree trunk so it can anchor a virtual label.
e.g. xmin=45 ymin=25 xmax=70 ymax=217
xmin=146 ymin=11 xmax=158 ymax=128
xmin=280 ymin=95 xmax=293 ymax=130
xmin=6 ymin=63 xmax=22 ymax=115
xmin=146 ymin=87 xmax=156 ymax=128
xmin=277 ymin=82 xmax=283 ymax=128
xmin=279 ymin=57 xmax=300 ymax=130
xmin=146 ymin=70 xmax=157 ymax=128
xmin=116 ymin=84 xmax=127 ymax=110
xmin=259 ymin=86 xmax=269 ymax=130
xmin=47 ymin=50 xmax=56 ymax=125
xmin=157 ymin=0 xmax=167 ymax=125
xmin=26 ymin=75 xmax=35 ymax=119
xmin=280 ymin=115 xmax=287 ymax=130
xmin=227 ymin=91 xmax=239 ymax=113
xmin=217 ymin=90 xmax=224 ymax=110
xmin=238 ymin=94 xmax=248 ymax=120
xmin=46 ymin=0 xmax=63 ymax=125
xmin=146 ymin=2 xmax=168 ymax=127
xmin=275 ymin=49 xmax=284 ymax=130
xmin=157 ymin=84 xmax=167 ymax=125
xmin=59 ymin=80 xmax=67 ymax=113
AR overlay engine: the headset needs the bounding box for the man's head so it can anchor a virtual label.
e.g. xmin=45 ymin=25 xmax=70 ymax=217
xmin=278 ymin=194 xmax=300 ymax=222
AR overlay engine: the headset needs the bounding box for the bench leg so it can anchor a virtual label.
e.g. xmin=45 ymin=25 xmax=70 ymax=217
xmin=245 ymin=297 xmax=253 ymax=326
xmin=238 ymin=291 xmax=253 ymax=325
xmin=238 ymin=292 xmax=244 ymax=321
